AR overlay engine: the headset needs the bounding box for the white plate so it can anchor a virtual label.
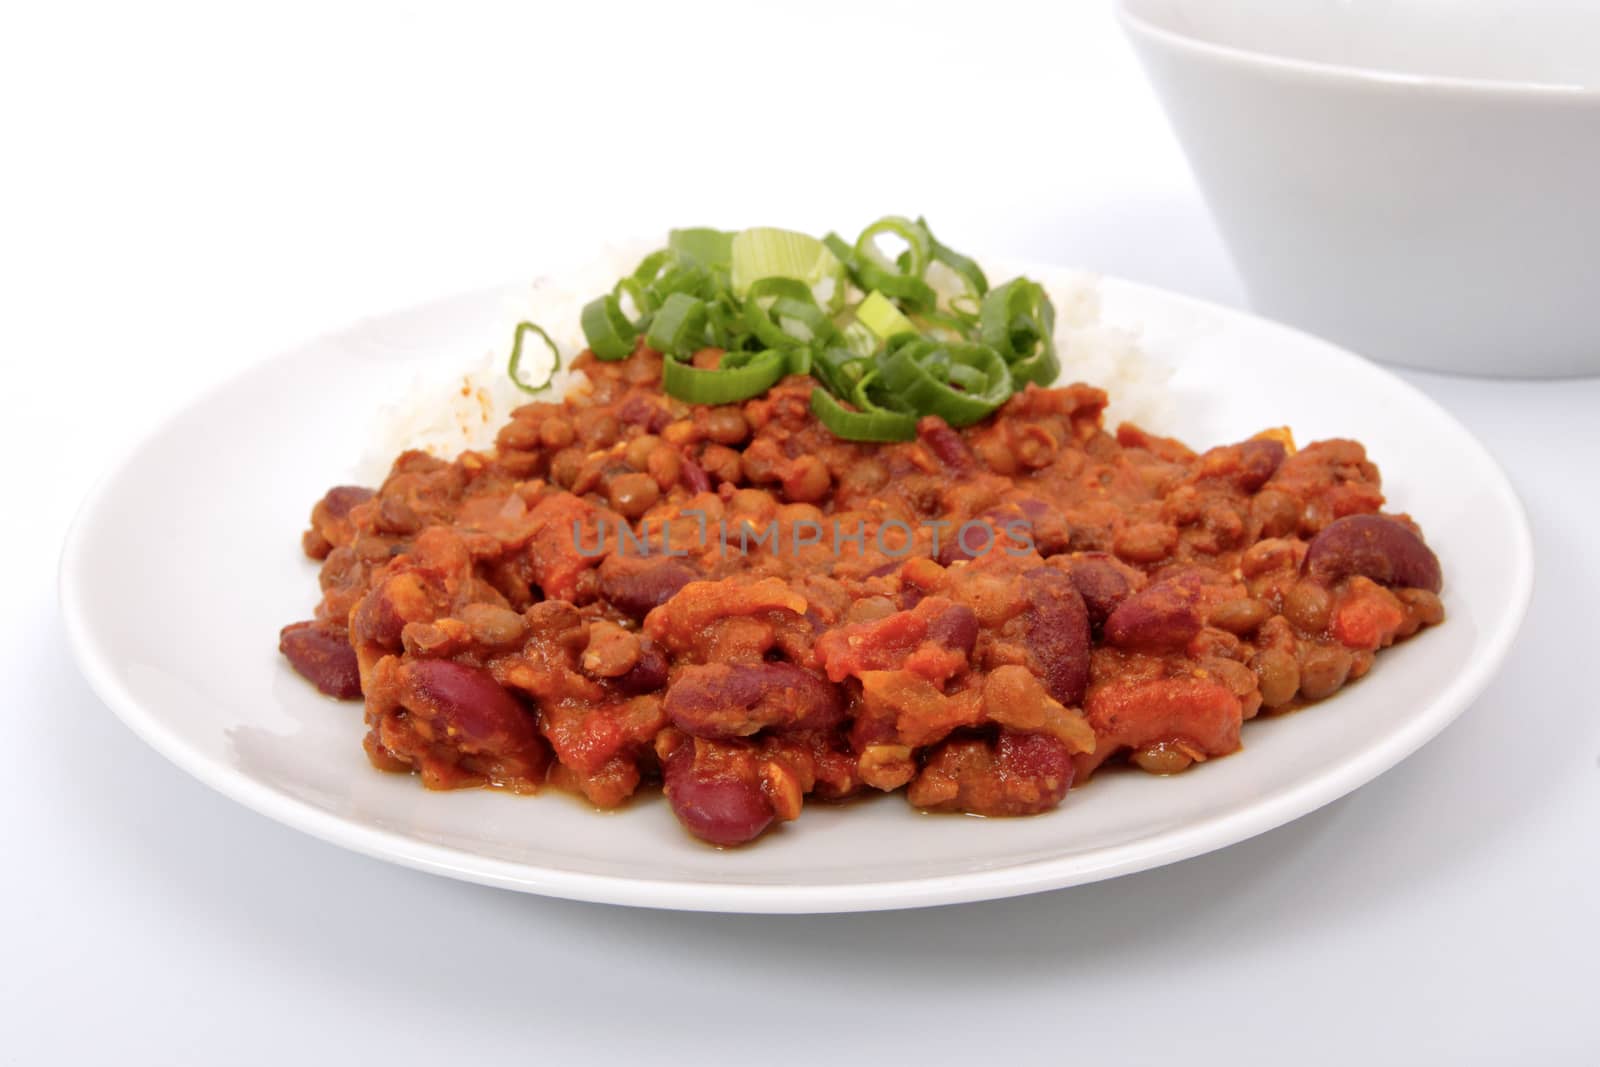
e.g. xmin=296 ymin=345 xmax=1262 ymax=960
xmin=59 ymin=267 xmax=1533 ymax=913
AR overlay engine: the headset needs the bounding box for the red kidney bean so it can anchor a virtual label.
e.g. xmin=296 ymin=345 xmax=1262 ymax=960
xmin=662 ymin=745 xmax=775 ymax=847
xmin=937 ymin=518 xmax=1000 ymax=566
xmin=680 ymin=456 xmax=712 ymax=494
xmin=352 ymin=575 xmax=441 ymax=652
xmin=320 ymin=485 xmax=374 ymax=518
xmin=982 ymin=496 xmax=1068 ymax=556
xmin=1236 ymin=439 xmax=1287 ymax=492
xmin=865 ymin=560 xmax=902 ymax=579
xmin=909 ymin=731 xmax=1074 ymax=815
xmin=1104 ymin=574 xmax=1204 ymax=651
xmin=1012 ymin=497 xmax=1050 ymax=523
xmin=351 ymin=579 xmax=413 ymax=650
xmin=996 ymin=731 xmax=1074 ymax=802
xmin=617 ymin=394 xmax=672 ymax=432
xmin=279 ymin=621 xmax=361 ymax=699
xmin=305 ymin=486 xmax=375 ymax=559
xmin=1023 ymin=568 xmax=1091 ymax=707
xmin=375 ymin=496 xmax=421 ymax=535
xmin=664 ymin=662 xmax=844 ymax=738
xmin=612 ymin=638 xmax=669 ymax=695
xmin=1304 ymin=514 xmax=1442 ymax=593
xmin=917 ymin=415 xmax=975 ymax=474
xmin=1066 ymin=554 xmax=1132 ymax=629
xmin=405 ymin=659 xmax=542 ymax=754
xmin=927 ymin=602 xmax=979 ymax=657
xmin=599 ymin=557 xmax=698 ymax=620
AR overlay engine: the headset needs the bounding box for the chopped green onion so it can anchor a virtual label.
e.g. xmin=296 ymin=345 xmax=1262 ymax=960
xmin=612 ymin=276 xmax=651 ymax=320
xmin=852 ymin=216 xmax=937 ymax=311
xmin=730 ymin=227 xmax=845 ymax=307
xmin=854 ymin=264 xmax=935 ymax=310
xmin=743 ymin=277 xmax=836 ymax=351
xmin=914 ymin=307 xmax=976 ymax=341
xmin=810 ymin=385 xmax=918 ymax=442
xmin=662 ymin=348 xmax=787 ymax=405
xmin=838 ymin=320 xmax=878 ymax=359
xmin=946 ymin=292 xmax=982 ymax=320
xmin=651 ymin=262 xmax=713 ymax=301
xmin=821 ymin=232 xmax=856 ymax=271
xmin=856 ymin=216 xmax=931 ymax=278
xmin=856 ymin=290 xmax=917 ymax=341
xmin=848 ymin=367 xmax=908 ymax=417
xmin=813 ymin=345 xmax=871 ymax=397
xmin=644 ymin=292 xmax=708 ymax=357
xmin=631 ymin=249 xmax=675 ymax=285
xmin=980 ymin=278 xmax=1059 ymax=387
xmin=514 ymin=216 xmax=1069 ymax=444
xmin=669 ymin=227 xmax=735 ymax=270
xmin=508 ymin=321 xmax=561 ymax=394
xmin=920 ymin=216 xmax=989 ymax=301
xmin=581 ymin=293 xmax=638 ymax=361
xmin=703 ymin=290 xmax=748 ymax=349
xmin=879 ymin=339 xmax=1013 ymax=427
xmin=946 ymin=362 xmax=987 ymax=392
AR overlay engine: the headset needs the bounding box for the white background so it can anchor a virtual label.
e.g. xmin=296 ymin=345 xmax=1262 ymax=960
xmin=4 ymin=2 xmax=1597 ymax=1063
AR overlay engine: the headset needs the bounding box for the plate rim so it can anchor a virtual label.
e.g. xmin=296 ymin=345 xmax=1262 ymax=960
xmin=58 ymin=271 xmax=1536 ymax=913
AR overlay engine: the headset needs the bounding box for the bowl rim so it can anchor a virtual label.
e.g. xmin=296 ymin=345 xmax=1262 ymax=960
xmin=1116 ymin=0 xmax=1600 ymax=100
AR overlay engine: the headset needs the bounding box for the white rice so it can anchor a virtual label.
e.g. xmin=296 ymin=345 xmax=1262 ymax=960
xmin=358 ymin=238 xmax=1170 ymax=483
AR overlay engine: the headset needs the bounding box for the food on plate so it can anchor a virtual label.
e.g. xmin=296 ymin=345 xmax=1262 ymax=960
xmin=279 ymin=217 xmax=1445 ymax=846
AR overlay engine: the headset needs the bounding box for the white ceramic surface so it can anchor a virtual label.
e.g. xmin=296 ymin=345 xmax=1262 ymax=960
xmin=59 ymin=269 xmax=1532 ymax=913
xmin=1120 ymin=0 xmax=1600 ymax=378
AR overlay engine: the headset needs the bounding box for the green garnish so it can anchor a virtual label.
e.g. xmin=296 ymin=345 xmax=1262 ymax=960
xmin=508 ymin=321 xmax=561 ymax=393
xmin=980 ymin=277 xmax=1059 ymax=387
xmin=509 ymin=215 xmax=1060 ymax=442
xmin=662 ymin=348 xmax=787 ymax=405
xmin=879 ymin=338 xmax=1013 ymax=427
xmin=579 ymin=294 xmax=637 ymax=361
xmin=810 ymin=386 xmax=918 ymax=442
xmin=668 ymin=227 xmax=735 ymax=270
xmin=644 ymin=292 xmax=709 ymax=357
xmin=855 ymin=290 xmax=917 ymax=341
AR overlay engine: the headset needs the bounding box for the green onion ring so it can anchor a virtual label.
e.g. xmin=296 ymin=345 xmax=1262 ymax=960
xmin=851 ymin=216 xmax=938 ymax=311
xmin=856 ymin=215 xmax=931 ymax=278
xmin=669 ymin=227 xmax=735 ymax=269
xmin=919 ymin=215 xmax=990 ymax=300
xmin=508 ymin=321 xmax=561 ymax=394
xmin=662 ymin=347 xmax=787 ymax=405
xmin=838 ymin=320 xmax=878 ymax=359
xmin=630 ymin=249 xmax=675 ymax=288
xmin=644 ymin=292 xmax=708 ymax=357
xmin=945 ymin=362 xmax=988 ymax=392
xmin=612 ymin=275 xmax=653 ymax=319
xmin=651 ymin=262 xmax=712 ymax=300
xmin=980 ymin=278 xmax=1059 ymax=387
xmin=744 ymin=277 xmax=836 ymax=351
xmin=878 ymin=339 xmax=1013 ymax=427
xmin=813 ymin=345 xmax=871 ymax=397
xmin=581 ymin=293 xmax=638 ymax=361
xmin=810 ymin=386 xmax=918 ymax=442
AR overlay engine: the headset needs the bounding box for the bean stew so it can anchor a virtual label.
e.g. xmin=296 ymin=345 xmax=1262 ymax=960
xmin=281 ymin=344 xmax=1444 ymax=846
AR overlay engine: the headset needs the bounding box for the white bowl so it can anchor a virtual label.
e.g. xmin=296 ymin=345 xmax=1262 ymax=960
xmin=1119 ymin=0 xmax=1600 ymax=378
